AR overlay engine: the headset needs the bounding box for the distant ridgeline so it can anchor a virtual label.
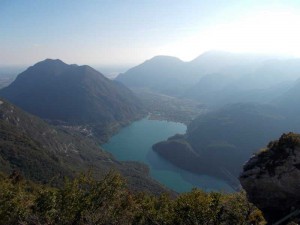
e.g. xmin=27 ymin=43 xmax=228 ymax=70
xmin=0 ymin=53 xmax=299 ymax=224
xmin=136 ymin=52 xmax=300 ymax=187
xmin=153 ymin=103 xmax=290 ymax=184
xmin=153 ymin=68 xmax=300 ymax=185
xmin=0 ymin=59 xmax=145 ymax=142
xmin=116 ymin=51 xmax=300 ymax=107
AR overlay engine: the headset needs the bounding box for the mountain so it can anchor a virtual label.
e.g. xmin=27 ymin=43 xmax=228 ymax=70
xmin=185 ymin=74 xmax=293 ymax=107
xmin=116 ymin=51 xmax=300 ymax=108
xmin=153 ymin=103 xmax=291 ymax=184
xmin=277 ymin=78 xmax=300 ymax=116
xmin=0 ymin=59 xmax=145 ymax=142
xmin=116 ymin=51 xmax=276 ymax=97
xmin=240 ymin=132 xmax=300 ymax=224
xmin=152 ymin=68 xmax=300 ymax=186
xmin=185 ymin=57 xmax=300 ymax=107
xmin=187 ymin=51 xmax=268 ymax=75
xmin=0 ymin=98 xmax=168 ymax=194
xmin=116 ymin=56 xmax=191 ymax=95
xmin=267 ymin=77 xmax=300 ymax=132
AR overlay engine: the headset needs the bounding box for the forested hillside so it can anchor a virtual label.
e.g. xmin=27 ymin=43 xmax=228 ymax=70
xmin=0 ymin=99 xmax=168 ymax=194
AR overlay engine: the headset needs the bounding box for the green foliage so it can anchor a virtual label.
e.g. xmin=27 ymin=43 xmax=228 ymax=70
xmin=221 ymin=191 xmax=265 ymax=225
xmin=0 ymin=172 xmax=38 ymax=224
xmin=32 ymin=171 xmax=135 ymax=225
xmin=173 ymin=189 xmax=265 ymax=225
xmin=133 ymin=193 xmax=174 ymax=224
xmin=248 ymin=132 xmax=300 ymax=175
xmin=173 ymin=189 xmax=221 ymax=225
xmin=0 ymin=171 xmax=266 ymax=225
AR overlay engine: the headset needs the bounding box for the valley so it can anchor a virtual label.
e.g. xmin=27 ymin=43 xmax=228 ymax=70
xmin=3 ymin=53 xmax=300 ymax=193
xmin=102 ymin=117 xmax=233 ymax=193
xmin=114 ymin=51 xmax=300 ymax=191
xmin=131 ymin=88 xmax=205 ymax=124
xmin=3 ymin=1 xmax=300 ymax=223
xmin=0 ymin=98 xmax=168 ymax=194
xmin=0 ymin=53 xmax=299 ymax=224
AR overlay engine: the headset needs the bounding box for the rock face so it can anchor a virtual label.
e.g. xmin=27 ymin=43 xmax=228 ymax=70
xmin=240 ymin=133 xmax=300 ymax=223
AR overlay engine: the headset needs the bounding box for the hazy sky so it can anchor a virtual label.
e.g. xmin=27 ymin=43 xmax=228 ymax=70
xmin=1 ymin=0 xmax=300 ymax=67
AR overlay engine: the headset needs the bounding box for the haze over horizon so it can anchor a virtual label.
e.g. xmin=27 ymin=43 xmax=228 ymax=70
xmin=1 ymin=0 xmax=300 ymax=68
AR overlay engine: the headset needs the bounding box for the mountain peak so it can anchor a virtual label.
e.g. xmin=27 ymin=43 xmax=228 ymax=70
xmin=43 ymin=58 xmax=64 ymax=63
xmin=35 ymin=58 xmax=67 ymax=67
xmin=0 ymin=60 xmax=144 ymax=139
xmin=23 ymin=58 xmax=70 ymax=77
xmin=145 ymin=55 xmax=183 ymax=64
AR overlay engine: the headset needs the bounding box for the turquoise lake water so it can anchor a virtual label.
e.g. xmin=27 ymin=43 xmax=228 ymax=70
xmin=102 ymin=118 xmax=233 ymax=193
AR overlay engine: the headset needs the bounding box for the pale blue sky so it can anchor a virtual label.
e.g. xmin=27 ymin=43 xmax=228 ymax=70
xmin=1 ymin=0 xmax=300 ymax=67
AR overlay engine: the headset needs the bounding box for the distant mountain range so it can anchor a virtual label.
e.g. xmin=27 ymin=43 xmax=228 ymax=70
xmin=153 ymin=77 xmax=300 ymax=183
xmin=116 ymin=51 xmax=300 ymax=107
xmin=0 ymin=59 xmax=145 ymax=142
xmin=2 ymin=53 xmax=300 ymax=193
xmin=116 ymin=51 xmax=300 ymax=184
xmin=153 ymin=103 xmax=290 ymax=181
xmin=116 ymin=55 xmax=190 ymax=95
xmin=276 ymin=78 xmax=300 ymax=120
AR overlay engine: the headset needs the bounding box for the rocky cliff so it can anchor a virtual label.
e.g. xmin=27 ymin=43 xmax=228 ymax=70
xmin=240 ymin=132 xmax=300 ymax=224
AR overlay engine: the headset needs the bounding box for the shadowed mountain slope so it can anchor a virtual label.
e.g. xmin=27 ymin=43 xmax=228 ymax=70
xmin=0 ymin=59 xmax=145 ymax=141
xmin=116 ymin=55 xmax=192 ymax=95
xmin=153 ymin=103 xmax=292 ymax=184
xmin=0 ymin=98 xmax=168 ymax=194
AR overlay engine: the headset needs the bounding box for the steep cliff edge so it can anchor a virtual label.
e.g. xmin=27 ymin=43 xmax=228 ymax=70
xmin=240 ymin=132 xmax=300 ymax=224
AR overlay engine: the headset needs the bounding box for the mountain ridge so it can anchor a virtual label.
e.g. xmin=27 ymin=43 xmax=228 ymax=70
xmin=116 ymin=51 xmax=300 ymax=108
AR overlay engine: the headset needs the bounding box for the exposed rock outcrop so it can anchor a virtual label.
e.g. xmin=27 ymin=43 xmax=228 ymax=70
xmin=240 ymin=132 xmax=300 ymax=224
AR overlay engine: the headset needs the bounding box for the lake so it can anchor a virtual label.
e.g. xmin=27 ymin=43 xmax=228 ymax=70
xmin=102 ymin=118 xmax=233 ymax=193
